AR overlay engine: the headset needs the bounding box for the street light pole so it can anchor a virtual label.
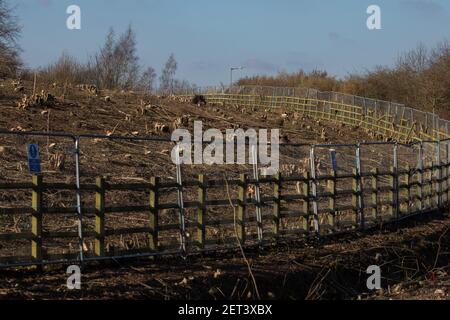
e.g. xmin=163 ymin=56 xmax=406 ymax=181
xmin=230 ymin=66 xmax=245 ymax=89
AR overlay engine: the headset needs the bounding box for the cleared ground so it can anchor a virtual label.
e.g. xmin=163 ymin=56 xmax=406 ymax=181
xmin=0 ymin=214 xmax=448 ymax=300
xmin=0 ymin=79 xmax=448 ymax=300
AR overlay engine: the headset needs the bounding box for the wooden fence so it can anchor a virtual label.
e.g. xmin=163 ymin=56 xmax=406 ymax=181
xmin=1 ymin=88 xmax=450 ymax=267
xmin=178 ymin=92 xmax=450 ymax=142
xmin=1 ymin=159 xmax=449 ymax=267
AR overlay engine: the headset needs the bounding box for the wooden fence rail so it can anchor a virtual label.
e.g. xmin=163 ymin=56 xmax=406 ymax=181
xmin=1 ymin=160 xmax=449 ymax=266
xmin=177 ymin=93 xmax=450 ymax=142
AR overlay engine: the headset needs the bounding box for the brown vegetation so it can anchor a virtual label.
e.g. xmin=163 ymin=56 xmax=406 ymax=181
xmin=238 ymin=41 xmax=450 ymax=119
xmin=22 ymin=28 xmax=195 ymax=94
xmin=0 ymin=0 xmax=22 ymax=78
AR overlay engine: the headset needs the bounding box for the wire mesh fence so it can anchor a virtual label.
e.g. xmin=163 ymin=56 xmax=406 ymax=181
xmin=175 ymin=85 xmax=449 ymax=141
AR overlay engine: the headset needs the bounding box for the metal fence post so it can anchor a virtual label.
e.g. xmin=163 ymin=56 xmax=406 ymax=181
xmin=74 ymin=137 xmax=84 ymax=264
xmin=309 ymin=146 xmax=320 ymax=234
xmin=355 ymin=145 xmax=365 ymax=229
xmin=251 ymin=145 xmax=263 ymax=245
xmin=393 ymin=143 xmax=400 ymax=220
xmin=174 ymin=146 xmax=187 ymax=257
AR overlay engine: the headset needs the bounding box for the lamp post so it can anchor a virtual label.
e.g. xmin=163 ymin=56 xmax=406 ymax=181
xmin=230 ymin=66 xmax=245 ymax=89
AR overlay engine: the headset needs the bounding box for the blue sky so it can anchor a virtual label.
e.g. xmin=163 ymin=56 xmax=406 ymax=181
xmin=15 ymin=0 xmax=450 ymax=86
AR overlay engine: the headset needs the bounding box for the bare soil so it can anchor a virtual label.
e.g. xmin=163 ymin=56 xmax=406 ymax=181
xmin=0 ymin=213 xmax=448 ymax=300
xmin=0 ymin=79 xmax=448 ymax=300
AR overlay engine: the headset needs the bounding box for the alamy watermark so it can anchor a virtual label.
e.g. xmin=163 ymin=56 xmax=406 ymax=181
xmin=171 ymin=121 xmax=280 ymax=175
xmin=66 ymin=265 xmax=81 ymax=290
xmin=66 ymin=5 xmax=81 ymax=30
xmin=64 ymin=5 xmax=380 ymax=32
xmin=366 ymin=265 xmax=381 ymax=290
xmin=367 ymin=5 xmax=381 ymax=30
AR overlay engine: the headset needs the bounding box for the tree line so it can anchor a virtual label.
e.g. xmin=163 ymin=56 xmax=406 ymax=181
xmin=35 ymin=25 xmax=194 ymax=94
xmin=0 ymin=0 xmax=194 ymax=93
xmin=237 ymin=41 xmax=450 ymax=118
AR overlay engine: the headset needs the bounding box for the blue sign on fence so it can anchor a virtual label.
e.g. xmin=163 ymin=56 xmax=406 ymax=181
xmin=27 ymin=143 xmax=41 ymax=174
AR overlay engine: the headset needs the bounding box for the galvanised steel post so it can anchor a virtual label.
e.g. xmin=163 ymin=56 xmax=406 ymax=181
xmin=74 ymin=137 xmax=84 ymax=264
xmin=309 ymin=146 xmax=320 ymax=234
xmin=251 ymin=145 xmax=263 ymax=244
xmin=393 ymin=143 xmax=400 ymax=220
xmin=355 ymin=145 xmax=365 ymax=229
xmin=174 ymin=145 xmax=187 ymax=257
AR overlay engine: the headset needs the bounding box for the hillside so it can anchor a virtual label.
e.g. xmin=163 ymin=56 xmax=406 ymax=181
xmin=0 ymin=79 xmax=448 ymax=301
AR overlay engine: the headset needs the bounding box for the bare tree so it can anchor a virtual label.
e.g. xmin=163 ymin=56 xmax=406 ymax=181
xmin=39 ymin=52 xmax=92 ymax=85
xmin=159 ymin=53 xmax=177 ymax=93
xmin=94 ymin=25 xmax=140 ymax=90
xmin=35 ymin=25 xmax=157 ymax=92
xmin=114 ymin=25 xmax=139 ymax=90
xmin=94 ymin=28 xmax=116 ymax=88
xmin=0 ymin=0 xmax=22 ymax=77
xmin=137 ymin=66 xmax=157 ymax=93
xmin=397 ymin=43 xmax=429 ymax=73
xmin=173 ymin=79 xmax=196 ymax=94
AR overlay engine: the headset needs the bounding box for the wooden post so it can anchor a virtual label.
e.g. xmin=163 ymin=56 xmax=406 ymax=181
xmin=31 ymin=174 xmax=43 ymax=261
xmin=387 ymin=166 xmax=395 ymax=218
xmin=327 ymin=170 xmax=336 ymax=230
xmin=197 ymin=174 xmax=206 ymax=248
xmin=273 ymin=173 xmax=281 ymax=236
xmin=371 ymin=168 xmax=378 ymax=223
xmin=302 ymin=172 xmax=310 ymax=232
xmin=95 ymin=176 xmax=105 ymax=256
xmin=237 ymin=174 xmax=247 ymax=244
xmin=149 ymin=177 xmax=160 ymax=251
xmin=352 ymin=168 xmax=359 ymax=228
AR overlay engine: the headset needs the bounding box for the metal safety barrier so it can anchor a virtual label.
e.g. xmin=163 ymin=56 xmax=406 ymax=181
xmin=0 ymin=85 xmax=450 ymax=268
